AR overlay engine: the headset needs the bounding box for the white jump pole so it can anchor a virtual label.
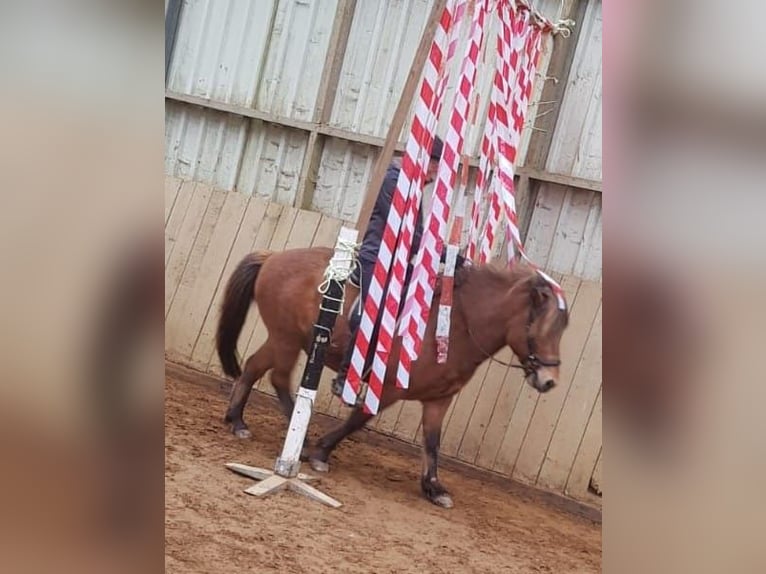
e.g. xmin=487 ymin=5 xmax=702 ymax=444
xmin=226 ymin=226 xmax=359 ymax=508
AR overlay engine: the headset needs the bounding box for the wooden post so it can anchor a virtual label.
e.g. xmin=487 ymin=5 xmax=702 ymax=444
xmin=518 ymin=0 xmax=588 ymax=241
xmin=524 ymin=0 xmax=588 ymax=171
xmin=355 ymin=0 xmax=448 ymax=237
xmin=295 ymin=0 xmax=358 ymax=210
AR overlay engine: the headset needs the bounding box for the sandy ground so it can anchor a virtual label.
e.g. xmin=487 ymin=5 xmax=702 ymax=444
xmin=165 ymin=369 xmax=601 ymax=573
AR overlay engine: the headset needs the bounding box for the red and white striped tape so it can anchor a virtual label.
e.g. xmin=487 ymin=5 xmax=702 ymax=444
xmin=478 ymin=4 xmax=530 ymax=265
xmin=342 ymin=0 xmax=464 ymax=413
xmin=435 ymin=187 xmax=466 ymax=363
xmin=467 ymin=2 xmax=506 ymax=263
xmin=360 ymin=0 xmax=469 ymax=415
xmin=398 ymin=0 xmax=489 ymax=382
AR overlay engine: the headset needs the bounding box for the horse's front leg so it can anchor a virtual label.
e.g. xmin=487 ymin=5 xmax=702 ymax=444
xmin=307 ymin=383 xmax=402 ymax=468
xmin=420 ymin=396 xmax=455 ymax=508
xmin=308 ymin=406 xmax=374 ymax=472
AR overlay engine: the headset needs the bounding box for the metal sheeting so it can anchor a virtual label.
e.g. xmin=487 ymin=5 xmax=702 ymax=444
xmin=165 ymin=100 xmax=309 ymax=204
xmin=329 ymin=0 xmax=432 ymax=138
xmin=167 ymin=0 xmax=338 ymax=120
xmin=546 ymin=0 xmax=602 ymax=180
xmin=311 ymin=139 xmax=376 ymax=222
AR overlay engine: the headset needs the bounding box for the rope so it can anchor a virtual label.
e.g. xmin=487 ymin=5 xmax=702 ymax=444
xmin=317 ymin=237 xmax=359 ymax=291
xmin=317 ymin=237 xmax=360 ymax=313
xmin=513 ymin=0 xmax=575 ymax=37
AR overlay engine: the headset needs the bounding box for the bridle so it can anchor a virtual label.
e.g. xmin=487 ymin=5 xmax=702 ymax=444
xmin=518 ymin=302 xmax=562 ymax=376
xmin=462 ymin=284 xmax=561 ymax=375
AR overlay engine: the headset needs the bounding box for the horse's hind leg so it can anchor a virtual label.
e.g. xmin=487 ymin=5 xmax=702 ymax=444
xmin=420 ymin=396 xmax=454 ymax=509
xmin=224 ymin=343 xmax=273 ymax=439
xmin=269 ymin=340 xmax=302 ymax=422
xmin=308 ymin=406 xmax=374 ymax=473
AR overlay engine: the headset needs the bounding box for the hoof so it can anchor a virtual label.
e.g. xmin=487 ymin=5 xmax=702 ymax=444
xmin=233 ymin=428 xmax=252 ymax=439
xmin=431 ymin=493 xmax=454 ymax=509
xmin=309 ymin=459 xmax=330 ymax=473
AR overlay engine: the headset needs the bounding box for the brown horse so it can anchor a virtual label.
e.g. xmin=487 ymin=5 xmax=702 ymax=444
xmin=216 ymin=247 xmax=569 ymax=508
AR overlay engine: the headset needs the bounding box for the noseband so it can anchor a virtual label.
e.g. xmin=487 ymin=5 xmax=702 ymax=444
xmin=520 ymin=302 xmax=561 ymax=376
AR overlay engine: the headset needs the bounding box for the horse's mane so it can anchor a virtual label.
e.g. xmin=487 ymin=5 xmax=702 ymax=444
xmin=456 ymin=261 xmax=569 ymax=330
xmin=456 ymin=260 xmax=538 ymax=288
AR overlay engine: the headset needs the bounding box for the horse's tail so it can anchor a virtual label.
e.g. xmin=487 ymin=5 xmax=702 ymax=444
xmin=216 ymin=251 xmax=272 ymax=379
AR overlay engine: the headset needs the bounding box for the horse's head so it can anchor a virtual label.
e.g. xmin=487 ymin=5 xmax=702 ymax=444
xmin=506 ymin=274 xmax=569 ymax=393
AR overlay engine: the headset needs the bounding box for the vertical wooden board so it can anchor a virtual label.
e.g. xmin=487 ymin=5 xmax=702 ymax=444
xmin=311 ymin=215 xmax=344 ymax=248
xmin=165 ymin=188 xmax=228 ymax=359
xmin=538 ymin=302 xmax=603 ymax=491
xmin=572 ymin=195 xmax=602 ymax=280
xmin=192 ymin=197 xmax=269 ymax=373
xmin=569 ymin=195 xmax=602 ymax=282
xmin=474 ymin=363 xmax=527 ymax=470
xmin=590 ymin=448 xmax=602 ymax=495
xmin=565 ymin=387 xmax=602 ymax=500
xmin=457 ymin=348 xmax=513 ymax=464
xmin=523 ymin=183 xmax=566 ymax=269
xmin=284 ymin=209 xmax=322 ymax=249
xmin=512 ymin=278 xmax=602 ymax=485
xmin=373 ymin=400 xmax=406 ymax=435
xmin=165 ymin=180 xmax=195 ymax=268
xmin=165 ymin=176 xmax=183 ymax=225
xmin=165 ymin=183 xmax=213 ymax=317
xmin=547 ymin=188 xmax=596 ymax=276
xmin=440 ymin=361 xmax=492 ymax=458
xmin=392 ymin=400 xmax=422 ymax=444
xmin=166 ymin=190 xmax=251 ymax=364
xmin=326 ymin=395 xmax=353 ymax=420
xmin=492 ymin=390 xmax=537 ymax=476
xmin=265 ymin=205 xmax=300 ymax=251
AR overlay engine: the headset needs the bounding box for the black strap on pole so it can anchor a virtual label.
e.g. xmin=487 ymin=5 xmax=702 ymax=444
xmin=300 ymin=278 xmax=345 ymax=392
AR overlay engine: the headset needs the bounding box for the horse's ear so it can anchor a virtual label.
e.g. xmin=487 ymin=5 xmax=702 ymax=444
xmin=531 ymin=278 xmax=551 ymax=309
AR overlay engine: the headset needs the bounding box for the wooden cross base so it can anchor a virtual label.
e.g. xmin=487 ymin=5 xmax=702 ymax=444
xmin=225 ymin=463 xmax=342 ymax=508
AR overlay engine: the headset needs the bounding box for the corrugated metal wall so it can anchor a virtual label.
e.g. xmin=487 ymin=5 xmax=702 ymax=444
xmin=165 ymin=100 xmax=311 ymax=203
xmin=165 ymin=1 xmax=602 ymax=271
xmin=167 ymin=0 xmax=339 ymax=118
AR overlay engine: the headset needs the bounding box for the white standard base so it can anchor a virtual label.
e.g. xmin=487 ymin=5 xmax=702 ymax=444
xmin=225 ymin=463 xmax=342 ymax=508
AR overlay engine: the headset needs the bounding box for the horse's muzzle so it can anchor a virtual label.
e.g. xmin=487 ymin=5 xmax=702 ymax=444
xmin=535 ymin=377 xmax=556 ymax=393
xmin=527 ymin=367 xmax=558 ymax=393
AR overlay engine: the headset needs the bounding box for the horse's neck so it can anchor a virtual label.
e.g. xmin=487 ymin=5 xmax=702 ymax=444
xmin=456 ymin=268 xmax=515 ymax=359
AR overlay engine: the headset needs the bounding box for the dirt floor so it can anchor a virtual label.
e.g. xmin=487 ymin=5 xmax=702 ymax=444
xmin=165 ymin=368 xmax=601 ymax=573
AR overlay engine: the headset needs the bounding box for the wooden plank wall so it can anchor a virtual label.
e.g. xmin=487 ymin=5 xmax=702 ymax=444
xmin=165 ymin=178 xmax=602 ymax=508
